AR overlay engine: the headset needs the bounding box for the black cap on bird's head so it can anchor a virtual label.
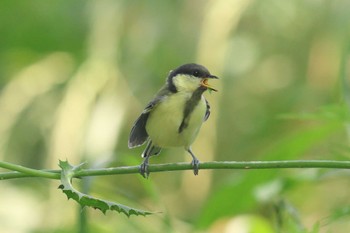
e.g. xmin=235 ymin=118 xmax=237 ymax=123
xmin=167 ymin=63 xmax=218 ymax=93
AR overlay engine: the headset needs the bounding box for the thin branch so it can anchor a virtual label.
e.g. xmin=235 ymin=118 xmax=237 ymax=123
xmin=1 ymin=160 xmax=350 ymax=180
xmin=0 ymin=170 xmax=61 ymax=180
xmin=0 ymin=161 xmax=60 ymax=180
xmin=75 ymin=160 xmax=350 ymax=177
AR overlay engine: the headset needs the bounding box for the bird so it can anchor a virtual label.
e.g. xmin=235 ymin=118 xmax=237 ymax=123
xmin=128 ymin=63 xmax=218 ymax=178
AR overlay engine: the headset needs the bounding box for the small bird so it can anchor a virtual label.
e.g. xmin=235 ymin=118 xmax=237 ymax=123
xmin=128 ymin=63 xmax=218 ymax=178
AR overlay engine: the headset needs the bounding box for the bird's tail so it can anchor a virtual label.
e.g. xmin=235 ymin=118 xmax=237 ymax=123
xmin=141 ymin=140 xmax=162 ymax=158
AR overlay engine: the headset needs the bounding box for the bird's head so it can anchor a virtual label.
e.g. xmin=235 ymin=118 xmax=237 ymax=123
xmin=167 ymin=63 xmax=218 ymax=93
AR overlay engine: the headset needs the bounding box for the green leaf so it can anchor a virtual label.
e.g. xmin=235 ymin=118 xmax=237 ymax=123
xmin=310 ymin=222 xmax=320 ymax=233
xmin=58 ymin=160 xmax=153 ymax=217
xmin=323 ymin=205 xmax=350 ymax=225
xmin=195 ymin=122 xmax=342 ymax=229
xmin=274 ymin=199 xmax=306 ymax=233
xmin=278 ymin=104 xmax=350 ymax=122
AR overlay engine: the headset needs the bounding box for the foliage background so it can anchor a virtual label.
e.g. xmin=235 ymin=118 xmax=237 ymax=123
xmin=0 ymin=0 xmax=350 ymax=232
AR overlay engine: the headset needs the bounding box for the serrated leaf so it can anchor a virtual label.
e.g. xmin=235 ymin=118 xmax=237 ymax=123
xmin=58 ymin=160 xmax=153 ymax=217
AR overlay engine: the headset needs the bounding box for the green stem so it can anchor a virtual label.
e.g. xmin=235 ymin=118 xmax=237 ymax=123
xmin=75 ymin=160 xmax=350 ymax=177
xmin=0 ymin=161 xmax=60 ymax=180
xmin=1 ymin=160 xmax=350 ymax=180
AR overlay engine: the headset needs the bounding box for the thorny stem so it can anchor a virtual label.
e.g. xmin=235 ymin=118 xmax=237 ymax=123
xmin=1 ymin=160 xmax=350 ymax=180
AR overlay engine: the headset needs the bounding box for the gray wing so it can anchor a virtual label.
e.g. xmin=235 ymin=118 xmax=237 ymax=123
xmin=204 ymin=98 xmax=210 ymax=121
xmin=128 ymin=89 xmax=168 ymax=148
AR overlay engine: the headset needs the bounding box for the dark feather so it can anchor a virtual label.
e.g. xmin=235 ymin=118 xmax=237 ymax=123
xmin=204 ymin=98 xmax=210 ymax=121
xmin=141 ymin=140 xmax=162 ymax=158
xmin=178 ymin=87 xmax=205 ymax=133
xmin=128 ymin=87 xmax=169 ymax=148
xmin=128 ymin=112 xmax=150 ymax=148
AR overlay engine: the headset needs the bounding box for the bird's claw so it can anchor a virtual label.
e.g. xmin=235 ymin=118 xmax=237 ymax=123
xmin=140 ymin=162 xmax=150 ymax=178
xmin=191 ymin=158 xmax=200 ymax=175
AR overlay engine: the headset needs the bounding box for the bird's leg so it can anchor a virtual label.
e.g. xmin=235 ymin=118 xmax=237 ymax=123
xmin=187 ymin=148 xmax=200 ymax=175
xmin=140 ymin=155 xmax=150 ymax=178
xmin=140 ymin=141 xmax=153 ymax=178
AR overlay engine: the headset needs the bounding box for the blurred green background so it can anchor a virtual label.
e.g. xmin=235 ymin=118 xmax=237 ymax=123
xmin=0 ymin=0 xmax=350 ymax=232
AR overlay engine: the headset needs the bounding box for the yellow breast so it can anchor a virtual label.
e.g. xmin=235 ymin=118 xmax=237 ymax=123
xmin=146 ymin=92 xmax=206 ymax=148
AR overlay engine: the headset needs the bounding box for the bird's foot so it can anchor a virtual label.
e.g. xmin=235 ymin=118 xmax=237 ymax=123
xmin=191 ymin=157 xmax=200 ymax=176
xmin=140 ymin=161 xmax=150 ymax=178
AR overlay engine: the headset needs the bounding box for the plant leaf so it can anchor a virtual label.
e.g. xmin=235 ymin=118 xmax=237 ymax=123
xmin=58 ymin=160 xmax=153 ymax=217
xmin=195 ymin=122 xmax=342 ymax=229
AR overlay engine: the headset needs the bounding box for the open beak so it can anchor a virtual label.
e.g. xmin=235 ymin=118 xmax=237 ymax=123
xmin=201 ymin=75 xmax=218 ymax=92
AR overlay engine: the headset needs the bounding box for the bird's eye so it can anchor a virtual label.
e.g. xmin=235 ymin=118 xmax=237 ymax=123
xmin=193 ymin=70 xmax=200 ymax=76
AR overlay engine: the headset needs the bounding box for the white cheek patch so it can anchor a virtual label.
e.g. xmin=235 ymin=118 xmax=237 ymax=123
xmin=173 ymin=74 xmax=200 ymax=92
